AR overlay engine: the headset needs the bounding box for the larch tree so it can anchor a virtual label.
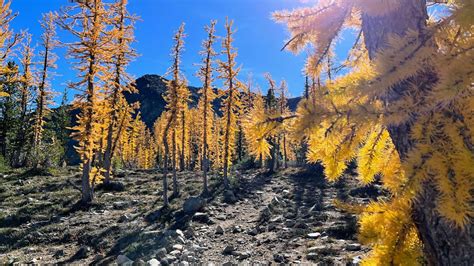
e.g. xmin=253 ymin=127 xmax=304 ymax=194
xmin=58 ymin=0 xmax=113 ymax=204
xmin=12 ymin=32 xmax=34 ymax=167
xmin=102 ymin=0 xmax=138 ymax=185
xmin=278 ymin=80 xmax=290 ymax=168
xmin=218 ymin=18 xmax=241 ymax=190
xmin=160 ymin=23 xmax=186 ymax=206
xmin=272 ymin=0 xmax=473 ymax=264
xmin=32 ymin=12 xmax=58 ymax=165
xmin=0 ymin=0 xmax=19 ymax=97
xmin=196 ymin=20 xmax=217 ymax=194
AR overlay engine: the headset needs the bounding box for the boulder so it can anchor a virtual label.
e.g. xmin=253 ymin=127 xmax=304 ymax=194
xmin=223 ymin=190 xmax=237 ymax=203
xmin=183 ymin=197 xmax=205 ymax=214
xmin=146 ymin=258 xmax=160 ymax=266
xmin=215 ymin=225 xmax=225 ymax=234
xmin=307 ymin=232 xmax=321 ymax=239
xmin=222 ymin=245 xmax=235 ymax=255
xmin=117 ymin=255 xmax=133 ymax=266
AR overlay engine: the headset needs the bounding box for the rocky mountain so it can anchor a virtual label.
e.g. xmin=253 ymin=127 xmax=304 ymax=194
xmin=126 ymin=74 xmax=302 ymax=128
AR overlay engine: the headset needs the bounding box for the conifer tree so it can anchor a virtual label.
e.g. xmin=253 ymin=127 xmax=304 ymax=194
xmin=273 ymin=1 xmax=474 ymax=263
xmin=32 ymin=12 xmax=58 ymax=165
xmin=0 ymin=0 xmax=19 ymax=97
xmin=218 ymin=18 xmax=241 ymax=190
xmin=0 ymin=61 xmax=19 ymax=160
xmin=160 ymin=23 xmax=186 ymax=206
xmin=102 ymin=0 xmax=138 ymax=184
xmin=58 ymin=0 xmax=113 ymax=204
xmin=197 ymin=20 xmax=217 ymax=194
xmin=12 ymin=33 xmax=34 ymax=167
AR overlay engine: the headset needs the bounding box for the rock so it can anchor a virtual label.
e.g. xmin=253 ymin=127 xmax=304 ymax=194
xmin=307 ymin=245 xmax=336 ymax=255
xmin=234 ymin=251 xmax=251 ymax=260
xmin=113 ymin=201 xmax=129 ymax=210
xmin=155 ymin=247 xmax=168 ymax=259
xmin=133 ymin=259 xmax=146 ymax=266
xmin=147 ymin=258 xmax=160 ymax=266
xmin=175 ymin=229 xmax=185 ymax=238
xmin=169 ymin=250 xmax=181 ymax=256
xmin=183 ymin=196 xmax=205 ymax=214
xmin=306 ymin=253 xmax=318 ymax=261
xmin=307 ymin=232 xmax=321 ymax=239
xmin=215 ymin=225 xmax=225 ymax=234
xmin=192 ymin=212 xmax=211 ymax=223
xmin=259 ymin=207 xmax=272 ymax=223
xmin=172 ymin=244 xmax=183 ymax=251
xmin=117 ymin=255 xmax=133 ymax=266
xmin=53 ymin=249 xmax=64 ymax=258
xmin=180 ymin=261 xmax=189 ymax=266
xmin=273 ymin=254 xmax=287 ymax=263
xmin=165 ymin=255 xmax=176 ymax=262
xmin=159 ymin=258 xmax=169 ymax=266
xmin=247 ymin=228 xmax=259 ymax=236
xmin=231 ymin=225 xmax=242 ymax=233
xmin=346 ymin=243 xmax=362 ymax=251
xmin=223 ymin=190 xmax=237 ymax=203
xmin=352 ymin=255 xmax=362 ymax=265
xmin=119 ymin=214 xmax=131 ymax=223
xmin=270 ymin=215 xmax=283 ymax=223
xmin=294 ymin=221 xmax=309 ymax=229
xmin=176 ymin=236 xmax=186 ymax=244
xmin=223 ymin=245 xmax=235 ymax=255
xmin=73 ymin=246 xmax=90 ymax=259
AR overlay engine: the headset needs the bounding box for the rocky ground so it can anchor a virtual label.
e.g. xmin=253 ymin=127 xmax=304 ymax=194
xmin=0 ymin=165 xmax=382 ymax=265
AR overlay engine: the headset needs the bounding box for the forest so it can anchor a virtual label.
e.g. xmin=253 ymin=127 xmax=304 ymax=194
xmin=0 ymin=0 xmax=472 ymax=265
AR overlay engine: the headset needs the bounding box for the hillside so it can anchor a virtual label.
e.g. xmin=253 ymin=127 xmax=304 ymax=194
xmin=126 ymin=74 xmax=301 ymax=128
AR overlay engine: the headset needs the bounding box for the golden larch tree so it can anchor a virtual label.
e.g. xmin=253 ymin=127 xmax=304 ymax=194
xmin=58 ymin=0 xmax=113 ymax=204
xmin=273 ymin=0 xmax=473 ymax=264
xmin=196 ymin=20 xmax=217 ymax=194
xmin=102 ymin=0 xmax=138 ymax=184
xmin=32 ymin=12 xmax=58 ymax=164
xmin=218 ymin=18 xmax=241 ymax=190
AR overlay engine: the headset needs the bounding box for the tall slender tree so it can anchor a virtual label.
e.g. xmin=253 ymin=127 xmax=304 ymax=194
xmin=102 ymin=0 xmax=138 ymax=184
xmin=196 ymin=20 xmax=217 ymax=194
xmin=218 ymin=18 xmax=241 ymax=190
xmin=12 ymin=32 xmax=34 ymax=167
xmin=58 ymin=0 xmax=112 ymax=204
xmin=32 ymin=12 xmax=58 ymax=165
xmin=160 ymin=23 xmax=186 ymax=206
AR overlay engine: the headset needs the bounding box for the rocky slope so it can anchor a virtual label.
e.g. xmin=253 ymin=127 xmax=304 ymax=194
xmin=0 ymin=166 xmax=381 ymax=265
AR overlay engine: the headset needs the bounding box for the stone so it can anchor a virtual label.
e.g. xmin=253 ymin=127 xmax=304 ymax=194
xmin=53 ymin=249 xmax=64 ymax=258
xmin=307 ymin=245 xmax=336 ymax=255
xmin=231 ymin=225 xmax=242 ymax=233
xmin=113 ymin=201 xmax=129 ymax=210
xmin=133 ymin=259 xmax=146 ymax=266
xmin=352 ymin=255 xmax=362 ymax=265
xmin=247 ymin=228 xmax=259 ymax=236
xmin=155 ymin=248 xmax=168 ymax=259
xmin=117 ymin=255 xmax=133 ymax=266
xmin=183 ymin=197 xmax=205 ymax=214
xmin=175 ymin=229 xmax=185 ymax=238
xmin=169 ymin=250 xmax=181 ymax=256
xmin=215 ymin=225 xmax=225 ymax=234
xmin=307 ymin=232 xmax=321 ymax=239
xmin=223 ymin=245 xmax=235 ymax=255
xmin=165 ymin=255 xmax=176 ymax=262
xmin=147 ymin=258 xmax=160 ymax=266
xmin=306 ymin=253 xmax=318 ymax=260
xmin=259 ymin=207 xmax=272 ymax=223
xmin=270 ymin=215 xmax=283 ymax=223
xmin=273 ymin=254 xmax=287 ymax=263
xmin=294 ymin=221 xmax=309 ymax=229
xmin=119 ymin=214 xmax=131 ymax=223
xmin=346 ymin=243 xmax=362 ymax=251
xmin=73 ymin=246 xmax=90 ymax=259
xmin=172 ymin=244 xmax=183 ymax=251
xmin=223 ymin=190 xmax=237 ymax=203
xmin=235 ymin=251 xmax=251 ymax=260
xmin=192 ymin=212 xmax=210 ymax=223
xmin=159 ymin=258 xmax=169 ymax=266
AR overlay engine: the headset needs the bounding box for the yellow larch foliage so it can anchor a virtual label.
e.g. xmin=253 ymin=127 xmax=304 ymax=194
xmin=0 ymin=0 xmax=19 ymax=97
xmin=273 ymin=0 xmax=473 ymax=263
xmin=218 ymin=18 xmax=242 ymax=189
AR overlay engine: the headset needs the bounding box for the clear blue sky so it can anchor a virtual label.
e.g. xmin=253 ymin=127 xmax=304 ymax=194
xmin=10 ymin=0 xmax=356 ymax=105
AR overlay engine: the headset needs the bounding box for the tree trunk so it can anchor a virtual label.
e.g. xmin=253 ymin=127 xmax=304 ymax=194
xmin=361 ymin=0 xmax=474 ymax=264
xmin=172 ymin=128 xmax=179 ymax=196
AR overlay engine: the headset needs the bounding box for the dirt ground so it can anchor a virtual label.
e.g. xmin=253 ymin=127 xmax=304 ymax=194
xmin=0 ymin=166 xmax=382 ymax=265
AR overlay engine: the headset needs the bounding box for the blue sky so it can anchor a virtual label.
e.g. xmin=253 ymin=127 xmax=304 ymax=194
xmin=10 ymin=0 xmax=356 ymax=104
